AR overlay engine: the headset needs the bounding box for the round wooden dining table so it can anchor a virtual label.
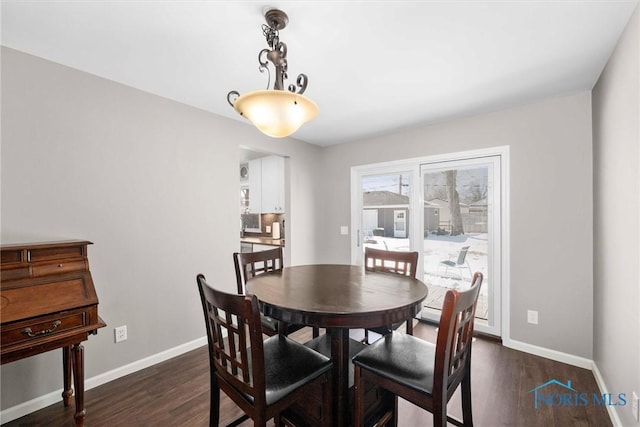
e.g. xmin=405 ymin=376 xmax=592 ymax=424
xmin=246 ymin=264 xmax=428 ymax=427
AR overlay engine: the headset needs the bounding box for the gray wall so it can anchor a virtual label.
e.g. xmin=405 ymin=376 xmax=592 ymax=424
xmin=317 ymin=91 xmax=595 ymax=358
xmin=0 ymin=47 xmax=323 ymax=409
xmin=593 ymin=5 xmax=639 ymax=427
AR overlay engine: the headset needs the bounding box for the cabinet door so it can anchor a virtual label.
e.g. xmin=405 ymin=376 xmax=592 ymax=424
xmin=248 ymin=159 xmax=262 ymax=213
xmin=261 ymin=155 xmax=285 ymax=213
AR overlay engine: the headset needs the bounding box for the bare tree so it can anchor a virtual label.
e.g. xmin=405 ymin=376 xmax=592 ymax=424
xmin=424 ymin=173 xmax=449 ymax=201
xmin=426 ymin=187 xmax=449 ymax=201
xmin=465 ymin=180 xmax=488 ymax=204
xmin=445 ymin=170 xmax=465 ymax=236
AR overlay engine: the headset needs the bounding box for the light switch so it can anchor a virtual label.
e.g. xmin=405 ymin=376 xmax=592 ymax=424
xmin=340 ymin=226 xmax=349 ymax=235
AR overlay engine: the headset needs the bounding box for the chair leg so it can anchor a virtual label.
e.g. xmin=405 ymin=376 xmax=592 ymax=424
xmin=210 ymin=375 xmax=220 ymax=427
xmin=354 ymin=366 xmax=364 ymax=427
xmin=277 ymin=321 xmax=287 ymax=335
xmin=392 ymin=395 xmax=399 ymax=426
xmin=322 ymin=370 xmax=333 ymax=427
xmin=461 ymin=362 xmax=474 ymax=426
xmin=433 ymin=401 xmax=447 ymax=427
xmin=406 ymin=318 xmax=413 ymax=335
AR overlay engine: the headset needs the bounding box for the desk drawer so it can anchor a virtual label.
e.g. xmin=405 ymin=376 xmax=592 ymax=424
xmin=28 ymin=245 xmax=84 ymax=263
xmin=32 ymin=260 xmax=87 ymax=277
xmin=1 ymin=309 xmax=89 ymax=348
xmin=1 ymin=248 xmax=24 ymax=265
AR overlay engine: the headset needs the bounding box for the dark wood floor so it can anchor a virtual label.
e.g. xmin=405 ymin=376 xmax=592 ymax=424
xmin=3 ymin=322 xmax=612 ymax=427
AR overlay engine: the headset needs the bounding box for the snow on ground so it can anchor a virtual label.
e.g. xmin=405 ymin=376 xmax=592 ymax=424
xmin=364 ymin=232 xmax=489 ymax=296
xmin=363 ymin=231 xmax=492 ymax=327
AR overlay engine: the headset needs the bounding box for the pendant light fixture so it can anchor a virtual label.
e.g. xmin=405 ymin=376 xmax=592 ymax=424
xmin=227 ymin=8 xmax=318 ymax=138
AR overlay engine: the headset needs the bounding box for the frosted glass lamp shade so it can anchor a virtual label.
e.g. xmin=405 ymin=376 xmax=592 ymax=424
xmin=233 ymin=90 xmax=318 ymax=138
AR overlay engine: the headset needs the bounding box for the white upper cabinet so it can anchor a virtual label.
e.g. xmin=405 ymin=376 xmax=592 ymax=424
xmin=260 ymin=155 xmax=285 ymax=213
xmin=247 ymin=158 xmax=262 ymax=213
xmin=244 ymin=155 xmax=285 ymax=214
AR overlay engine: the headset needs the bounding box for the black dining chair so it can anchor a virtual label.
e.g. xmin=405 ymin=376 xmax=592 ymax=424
xmin=362 ymin=247 xmax=419 ymax=344
xmin=197 ymin=274 xmax=333 ymax=427
xmin=234 ymin=248 xmax=318 ymax=337
xmin=353 ymin=272 xmax=483 ymax=427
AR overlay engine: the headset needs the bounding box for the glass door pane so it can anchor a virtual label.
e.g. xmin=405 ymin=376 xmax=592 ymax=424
xmin=420 ymin=157 xmax=501 ymax=336
xmin=361 ymin=173 xmax=412 ymax=255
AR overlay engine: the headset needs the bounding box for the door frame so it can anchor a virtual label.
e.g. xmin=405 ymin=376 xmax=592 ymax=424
xmin=350 ymin=146 xmax=510 ymax=339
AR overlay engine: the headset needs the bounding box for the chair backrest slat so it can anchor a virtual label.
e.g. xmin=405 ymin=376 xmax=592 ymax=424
xmin=364 ymin=247 xmax=419 ymax=278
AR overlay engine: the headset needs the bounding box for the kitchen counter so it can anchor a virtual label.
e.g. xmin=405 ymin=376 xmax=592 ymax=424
xmin=240 ymin=236 xmax=285 ymax=247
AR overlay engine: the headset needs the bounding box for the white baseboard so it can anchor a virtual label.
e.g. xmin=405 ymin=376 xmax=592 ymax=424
xmin=505 ymin=338 xmax=593 ymax=369
xmin=504 ymin=340 xmax=621 ymax=426
xmin=592 ymin=361 xmax=625 ymax=427
xmin=0 ymin=336 xmax=207 ymax=424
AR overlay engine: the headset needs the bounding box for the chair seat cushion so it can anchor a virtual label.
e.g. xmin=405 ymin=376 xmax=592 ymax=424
xmin=440 ymin=260 xmax=456 ymax=267
xmin=352 ymin=331 xmax=436 ymax=395
xmin=262 ymin=335 xmax=333 ymax=406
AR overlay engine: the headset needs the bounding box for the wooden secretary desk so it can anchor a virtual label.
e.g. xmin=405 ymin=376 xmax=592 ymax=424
xmin=1 ymin=240 xmax=106 ymax=426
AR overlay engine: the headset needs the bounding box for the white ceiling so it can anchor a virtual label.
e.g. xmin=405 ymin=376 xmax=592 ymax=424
xmin=2 ymin=1 xmax=637 ymax=146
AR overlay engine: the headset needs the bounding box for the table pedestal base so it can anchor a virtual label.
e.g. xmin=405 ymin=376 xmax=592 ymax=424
xmin=285 ymin=332 xmax=394 ymax=426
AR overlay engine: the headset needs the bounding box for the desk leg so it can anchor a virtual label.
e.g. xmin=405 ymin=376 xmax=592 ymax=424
xmin=71 ymin=343 xmax=86 ymax=427
xmin=62 ymin=346 xmax=73 ymax=406
xmin=329 ymin=328 xmax=349 ymax=427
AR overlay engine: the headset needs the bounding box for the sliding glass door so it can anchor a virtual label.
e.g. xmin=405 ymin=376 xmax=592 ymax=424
xmin=351 ymin=149 xmax=506 ymax=337
xmin=420 ymin=156 xmax=502 ymax=335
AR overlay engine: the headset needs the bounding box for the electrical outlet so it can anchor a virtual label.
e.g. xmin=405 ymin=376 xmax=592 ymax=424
xmin=114 ymin=325 xmax=127 ymax=343
xmin=632 ymin=391 xmax=639 ymax=422
xmin=527 ymin=310 xmax=538 ymax=325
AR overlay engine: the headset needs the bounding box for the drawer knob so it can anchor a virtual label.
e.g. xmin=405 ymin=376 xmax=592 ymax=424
xmin=23 ymin=320 xmax=62 ymax=337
